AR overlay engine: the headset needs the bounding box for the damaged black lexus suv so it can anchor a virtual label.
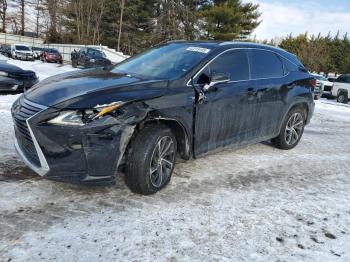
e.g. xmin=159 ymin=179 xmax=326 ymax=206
xmin=12 ymin=41 xmax=315 ymax=194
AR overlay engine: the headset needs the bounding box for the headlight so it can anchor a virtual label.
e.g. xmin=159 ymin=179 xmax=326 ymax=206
xmin=0 ymin=71 xmax=8 ymax=77
xmin=47 ymin=102 xmax=124 ymax=126
xmin=89 ymin=59 xmax=95 ymax=62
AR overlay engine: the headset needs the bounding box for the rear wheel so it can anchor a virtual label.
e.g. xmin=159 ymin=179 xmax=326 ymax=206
xmin=125 ymin=125 xmax=177 ymax=195
xmin=337 ymin=92 xmax=348 ymax=104
xmin=272 ymin=107 xmax=306 ymax=150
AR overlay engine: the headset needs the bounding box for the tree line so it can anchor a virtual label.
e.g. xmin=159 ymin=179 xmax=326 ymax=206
xmin=0 ymin=0 xmax=349 ymax=75
xmin=275 ymin=33 xmax=350 ymax=75
xmin=0 ymin=0 xmax=261 ymax=55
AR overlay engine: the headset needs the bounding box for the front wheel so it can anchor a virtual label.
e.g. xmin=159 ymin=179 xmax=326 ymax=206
xmin=272 ymin=107 xmax=306 ymax=150
xmin=125 ymin=125 xmax=177 ymax=195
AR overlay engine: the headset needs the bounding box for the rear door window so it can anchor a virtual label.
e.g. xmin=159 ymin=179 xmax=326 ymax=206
xmin=249 ymin=49 xmax=284 ymax=79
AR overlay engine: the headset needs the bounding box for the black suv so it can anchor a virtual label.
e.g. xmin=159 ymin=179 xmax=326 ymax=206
xmin=12 ymin=41 xmax=315 ymax=194
xmin=71 ymin=47 xmax=111 ymax=68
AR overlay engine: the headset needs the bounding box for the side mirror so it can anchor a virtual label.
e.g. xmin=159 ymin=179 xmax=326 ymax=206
xmin=203 ymin=72 xmax=230 ymax=92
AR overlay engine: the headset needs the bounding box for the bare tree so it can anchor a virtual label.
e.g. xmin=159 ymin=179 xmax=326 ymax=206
xmin=20 ymin=0 xmax=25 ymax=35
xmin=117 ymin=0 xmax=124 ymax=51
xmin=0 ymin=0 xmax=7 ymax=32
xmin=34 ymin=0 xmax=44 ymax=37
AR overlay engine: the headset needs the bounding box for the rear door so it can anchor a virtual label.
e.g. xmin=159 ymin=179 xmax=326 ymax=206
xmin=247 ymin=49 xmax=286 ymax=138
xmin=194 ymin=49 xmax=258 ymax=155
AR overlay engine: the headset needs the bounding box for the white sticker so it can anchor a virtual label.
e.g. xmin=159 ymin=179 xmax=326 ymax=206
xmin=186 ymin=46 xmax=211 ymax=54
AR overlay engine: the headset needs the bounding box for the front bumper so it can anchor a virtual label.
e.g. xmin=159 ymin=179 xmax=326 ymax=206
xmin=12 ymin=96 xmax=136 ymax=185
xmin=16 ymin=53 xmax=34 ymax=60
xmin=46 ymin=56 xmax=63 ymax=63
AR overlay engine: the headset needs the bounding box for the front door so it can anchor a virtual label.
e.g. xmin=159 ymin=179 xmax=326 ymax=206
xmin=193 ymin=49 xmax=258 ymax=156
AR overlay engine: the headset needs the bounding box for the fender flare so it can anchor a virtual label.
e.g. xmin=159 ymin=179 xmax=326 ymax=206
xmin=277 ymin=99 xmax=312 ymax=134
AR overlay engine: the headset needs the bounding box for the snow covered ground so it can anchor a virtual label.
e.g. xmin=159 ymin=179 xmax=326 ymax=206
xmin=0 ymin=60 xmax=350 ymax=261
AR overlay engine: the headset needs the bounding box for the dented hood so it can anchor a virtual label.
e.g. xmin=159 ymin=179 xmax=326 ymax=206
xmin=25 ymin=68 xmax=169 ymax=108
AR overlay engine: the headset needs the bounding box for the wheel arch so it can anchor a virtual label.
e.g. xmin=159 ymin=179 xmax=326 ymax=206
xmin=127 ymin=117 xmax=191 ymax=161
xmin=337 ymin=88 xmax=349 ymax=96
xmin=278 ymin=101 xmax=311 ymax=134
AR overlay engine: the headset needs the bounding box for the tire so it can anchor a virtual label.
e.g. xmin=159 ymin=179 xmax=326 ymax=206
xmin=125 ymin=124 xmax=177 ymax=195
xmin=272 ymin=106 xmax=306 ymax=150
xmin=337 ymin=92 xmax=348 ymax=104
xmin=314 ymin=95 xmax=320 ymax=100
xmin=72 ymin=60 xmax=77 ymax=68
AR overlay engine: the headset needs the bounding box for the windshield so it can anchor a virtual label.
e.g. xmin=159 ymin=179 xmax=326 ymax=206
xmin=47 ymin=49 xmax=59 ymax=53
xmin=88 ymin=49 xmax=106 ymax=58
xmin=16 ymin=45 xmax=30 ymax=51
xmin=112 ymin=43 xmax=213 ymax=79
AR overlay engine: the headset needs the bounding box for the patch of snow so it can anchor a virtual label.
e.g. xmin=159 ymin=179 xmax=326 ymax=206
xmin=7 ymin=59 xmax=78 ymax=80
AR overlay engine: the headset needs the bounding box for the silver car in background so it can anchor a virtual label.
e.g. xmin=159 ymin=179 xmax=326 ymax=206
xmin=311 ymin=74 xmax=334 ymax=99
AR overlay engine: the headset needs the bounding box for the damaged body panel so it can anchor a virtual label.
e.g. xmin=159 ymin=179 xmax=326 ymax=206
xmin=12 ymin=41 xmax=314 ymax=191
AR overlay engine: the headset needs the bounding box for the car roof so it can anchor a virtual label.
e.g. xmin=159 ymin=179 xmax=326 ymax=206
xmin=87 ymin=47 xmax=102 ymax=51
xmin=167 ymin=40 xmax=304 ymax=67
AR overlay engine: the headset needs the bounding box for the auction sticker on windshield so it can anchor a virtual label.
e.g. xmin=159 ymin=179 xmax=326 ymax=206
xmin=186 ymin=46 xmax=211 ymax=53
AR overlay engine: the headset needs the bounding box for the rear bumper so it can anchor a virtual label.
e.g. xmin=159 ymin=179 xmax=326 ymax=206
xmin=306 ymin=101 xmax=315 ymax=125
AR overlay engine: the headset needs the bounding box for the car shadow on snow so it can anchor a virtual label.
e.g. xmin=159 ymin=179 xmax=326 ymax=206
xmin=0 ymin=158 xmax=38 ymax=182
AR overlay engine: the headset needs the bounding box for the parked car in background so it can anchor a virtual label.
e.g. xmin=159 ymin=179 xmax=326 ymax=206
xmin=331 ymin=74 xmax=350 ymax=103
xmin=11 ymin=44 xmax=34 ymax=61
xmin=12 ymin=41 xmax=315 ymax=195
xmin=0 ymin=62 xmax=38 ymax=92
xmin=0 ymin=44 xmax=12 ymax=58
xmin=71 ymin=47 xmax=111 ymax=68
xmin=327 ymin=76 xmax=337 ymax=82
xmin=31 ymin=47 xmax=43 ymax=60
xmin=40 ymin=48 xmax=63 ymax=63
xmin=311 ymin=74 xmax=334 ymax=99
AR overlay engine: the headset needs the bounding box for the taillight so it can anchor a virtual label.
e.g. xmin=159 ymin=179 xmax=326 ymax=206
xmin=310 ymin=79 xmax=317 ymax=90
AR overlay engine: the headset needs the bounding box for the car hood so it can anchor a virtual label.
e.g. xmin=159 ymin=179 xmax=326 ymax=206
xmin=0 ymin=62 xmax=25 ymax=73
xmin=25 ymin=68 xmax=169 ymax=108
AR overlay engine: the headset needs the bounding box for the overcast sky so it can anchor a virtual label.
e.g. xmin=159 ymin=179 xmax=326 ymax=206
xmin=243 ymin=0 xmax=350 ymax=40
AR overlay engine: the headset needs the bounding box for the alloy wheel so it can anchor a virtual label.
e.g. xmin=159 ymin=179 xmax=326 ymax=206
xmin=284 ymin=112 xmax=304 ymax=146
xmin=338 ymin=94 xmax=345 ymax=103
xmin=149 ymin=136 xmax=176 ymax=188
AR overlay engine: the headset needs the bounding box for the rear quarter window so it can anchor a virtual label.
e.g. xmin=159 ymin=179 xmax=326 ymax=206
xmin=249 ymin=49 xmax=284 ymax=79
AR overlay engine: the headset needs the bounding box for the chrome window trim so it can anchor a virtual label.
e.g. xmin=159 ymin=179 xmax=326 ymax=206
xmin=186 ymin=47 xmax=296 ymax=87
xmin=15 ymin=98 xmax=50 ymax=176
